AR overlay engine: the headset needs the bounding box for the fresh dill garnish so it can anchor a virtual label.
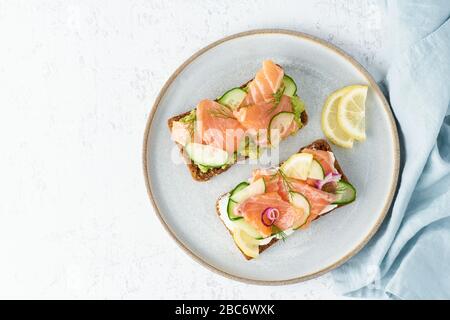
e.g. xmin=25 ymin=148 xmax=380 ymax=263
xmin=179 ymin=109 xmax=196 ymax=136
xmin=273 ymin=86 xmax=285 ymax=105
xmin=271 ymin=225 xmax=287 ymax=242
xmin=269 ymin=172 xmax=279 ymax=181
xmin=266 ymin=86 xmax=286 ymax=115
xmin=180 ymin=109 xmax=196 ymax=124
xmin=277 ymin=169 xmax=295 ymax=195
xmin=278 ymin=231 xmax=287 ymax=241
xmin=209 ymin=104 xmax=237 ymax=119
xmin=266 ymin=170 xmax=294 ymax=242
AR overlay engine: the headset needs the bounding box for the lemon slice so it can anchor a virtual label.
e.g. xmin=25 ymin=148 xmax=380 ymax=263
xmin=321 ymin=87 xmax=355 ymax=148
xmin=280 ymin=153 xmax=313 ymax=180
xmin=337 ymin=85 xmax=368 ymax=141
xmin=233 ymin=228 xmax=260 ymax=258
xmin=233 ymin=219 xmax=264 ymax=239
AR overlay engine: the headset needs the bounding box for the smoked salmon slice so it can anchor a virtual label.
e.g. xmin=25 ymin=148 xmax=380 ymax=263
xmin=234 ymin=60 xmax=299 ymax=145
xmin=251 ymin=169 xmax=336 ymax=217
xmin=170 ymin=121 xmax=192 ymax=146
xmin=251 ymin=168 xmax=279 ymax=193
xmin=279 ymin=178 xmax=337 ymax=216
xmin=195 ymin=99 xmax=246 ymax=153
xmin=302 ymin=148 xmax=338 ymax=175
xmin=234 ymin=95 xmax=298 ymax=145
xmin=243 ymin=60 xmax=284 ymax=106
xmin=278 ymin=177 xmax=337 ymax=229
xmin=235 ymin=192 xmax=303 ymax=237
xmin=234 ymin=95 xmax=295 ymax=131
xmin=240 ymin=169 xmax=336 ymax=234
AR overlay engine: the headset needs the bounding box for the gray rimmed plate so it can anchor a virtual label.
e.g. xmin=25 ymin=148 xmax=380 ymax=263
xmin=143 ymin=29 xmax=399 ymax=284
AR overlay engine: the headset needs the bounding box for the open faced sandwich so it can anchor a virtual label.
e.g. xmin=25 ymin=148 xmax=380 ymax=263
xmin=216 ymin=139 xmax=356 ymax=259
xmin=168 ymin=60 xmax=308 ymax=181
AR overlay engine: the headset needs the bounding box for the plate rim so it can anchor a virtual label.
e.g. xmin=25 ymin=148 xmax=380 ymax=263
xmin=142 ymin=29 xmax=400 ymax=285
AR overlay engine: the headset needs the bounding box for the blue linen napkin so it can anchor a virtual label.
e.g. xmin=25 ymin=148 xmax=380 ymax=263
xmin=331 ymin=0 xmax=450 ymax=299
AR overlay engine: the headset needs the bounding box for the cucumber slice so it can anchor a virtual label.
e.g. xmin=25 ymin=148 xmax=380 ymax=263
xmin=308 ymin=160 xmax=325 ymax=180
xmin=268 ymin=112 xmax=295 ymax=146
xmin=217 ymin=88 xmax=246 ymax=110
xmin=227 ymin=182 xmax=249 ymax=220
xmin=230 ymin=178 xmax=265 ymax=203
xmin=230 ymin=181 xmax=250 ymax=195
xmin=185 ymin=143 xmax=229 ymax=168
xmin=333 ymin=181 xmax=357 ymax=205
xmin=227 ymin=200 xmax=240 ymax=220
xmin=283 ymin=75 xmax=297 ymax=97
xmin=289 ymin=192 xmax=311 ymax=229
xmin=233 ymin=219 xmax=263 ymax=239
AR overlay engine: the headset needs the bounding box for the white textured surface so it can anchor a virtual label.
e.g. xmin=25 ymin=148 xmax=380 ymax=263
xmin=0 ymin=0 xmax=387 ymax=299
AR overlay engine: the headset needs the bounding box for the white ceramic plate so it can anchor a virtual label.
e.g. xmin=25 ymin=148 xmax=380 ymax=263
xmin=143 ymin=30 xmax=399 ymax=284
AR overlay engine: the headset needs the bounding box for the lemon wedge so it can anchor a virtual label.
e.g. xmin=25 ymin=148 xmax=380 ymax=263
xmin=337 ymin=85 xmax=368 ymax=141
xmin=321 ymin=87 xmax=355 ymax=148
xmin=280 ymin=153 xmax=313 ymax=180
xmin=233 ymin=228 xmax=260 ymax=258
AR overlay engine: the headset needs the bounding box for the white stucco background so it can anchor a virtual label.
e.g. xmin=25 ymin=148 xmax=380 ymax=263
xmin=0 ymin=0 xmax=389 ymax=299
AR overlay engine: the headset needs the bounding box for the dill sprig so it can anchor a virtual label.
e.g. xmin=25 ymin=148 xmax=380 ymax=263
xmin=278 ymin=231 xmax=287 ymax=241
xmin=271 ymin=225 xmax=287 ymax=242
xmin=235 ymin=84 xmax=285 ymax=114
xmin=277 ymin=169 xmax=295 ymax=195
xmin=179 ymin=109 xmax=196 ymax=136
xmin=265 ymin=86 xmax=286 ymax=115
xmin=272 ymin=86 xmax=285 ymax=105
xmin=267 ymin=170 xmax=296 ymax=242
xmin=209 ymin=104 xmax=236 ymax=120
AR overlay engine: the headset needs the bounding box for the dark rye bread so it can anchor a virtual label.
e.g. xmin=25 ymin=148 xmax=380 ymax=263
xmin=215 ymin=139 xmax=351 ymax=260
xmin=168 ymin=110 xmax=308 ymax=182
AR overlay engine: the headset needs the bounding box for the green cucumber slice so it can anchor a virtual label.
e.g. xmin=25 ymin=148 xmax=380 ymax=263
xmin=289 ymin=192 xmax=311 ymax=229
xmin=227 ymin=182 xmax=249 ymax=220
xmin=230 ymin=178 xmax=265 ymax=203
xmin=283 ymin=75 xmax=297 ymax=97
xmin=231 ymin=181 xmax=250 ymax=195
xmin=227 ymin=200 xmax=240 ymax=220
xmin=185 ymin=143 xmax=229 ymax=168
xmin=333 ymin=181 xmax=357 ymax=205
xmin=268 ymin=112 xmax=295 ymax=146
xmin=308 ymin=160 xmax=325 ymax=180
xmin=217 ymin=88 xmax=246 ymax=110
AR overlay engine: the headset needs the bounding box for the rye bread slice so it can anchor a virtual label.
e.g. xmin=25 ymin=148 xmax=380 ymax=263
xmin=215 ymin=139 xmax=351 ymax=260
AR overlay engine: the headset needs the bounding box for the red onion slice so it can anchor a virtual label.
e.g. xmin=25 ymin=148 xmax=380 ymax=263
xmin=315 ymin=172 xmax=342 ymax=190
xmin=261 ymin=207 xmax=280 ymax=226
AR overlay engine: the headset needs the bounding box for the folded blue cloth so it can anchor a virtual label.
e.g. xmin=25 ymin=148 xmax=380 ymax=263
xmin=331 ymin=0 xmax=450 ymax=299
